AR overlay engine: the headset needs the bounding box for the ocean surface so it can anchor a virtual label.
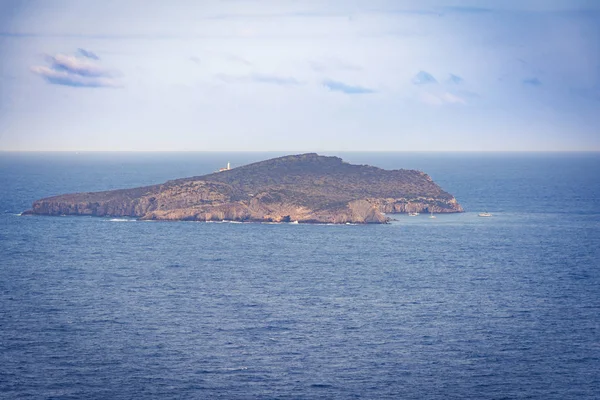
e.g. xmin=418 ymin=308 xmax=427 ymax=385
xmin=1 ymin=152 xmax=599 ymax=399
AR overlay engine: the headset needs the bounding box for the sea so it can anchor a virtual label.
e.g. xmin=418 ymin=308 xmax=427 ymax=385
xmin=1 ymin=152 xmax=599 ymax=399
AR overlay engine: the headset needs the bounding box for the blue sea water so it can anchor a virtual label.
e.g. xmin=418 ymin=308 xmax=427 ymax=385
xmin=1 ymin=152 xmax=599 ymax=399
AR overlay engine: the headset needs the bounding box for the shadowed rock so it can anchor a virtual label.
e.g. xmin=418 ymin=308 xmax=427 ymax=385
xmin=23 ymin=153 xmax=463 ymax=224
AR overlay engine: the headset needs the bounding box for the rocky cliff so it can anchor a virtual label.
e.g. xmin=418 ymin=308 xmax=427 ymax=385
xmin=23 ymin=153 xmax=463 ymax=223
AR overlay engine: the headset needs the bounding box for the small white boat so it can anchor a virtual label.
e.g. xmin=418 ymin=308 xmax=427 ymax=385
xmin=478 ymin=212 xmax=492 ymax=217
xmin=408 ymin=212 xmax=420 ymax=217
xmin=290 ymin=220 xmax=299 ymax=224
xmin=429 ymin=211 xmax=436 ymax=219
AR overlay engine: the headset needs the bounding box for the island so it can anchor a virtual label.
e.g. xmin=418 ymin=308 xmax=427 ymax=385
xmin=23 ymin=153 xmax=463 ymax=224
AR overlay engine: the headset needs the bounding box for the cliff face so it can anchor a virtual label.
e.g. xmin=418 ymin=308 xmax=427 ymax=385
xmin=23 ymin=153 xmax=463 ymax=224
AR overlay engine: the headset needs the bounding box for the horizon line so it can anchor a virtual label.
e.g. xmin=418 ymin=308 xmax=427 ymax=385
xmin=1 ymin=149 xmax=599 ymax=154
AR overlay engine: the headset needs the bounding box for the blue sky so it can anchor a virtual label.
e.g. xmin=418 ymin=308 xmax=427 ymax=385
xmin=0 ymin=0 xmax=598 ymax=151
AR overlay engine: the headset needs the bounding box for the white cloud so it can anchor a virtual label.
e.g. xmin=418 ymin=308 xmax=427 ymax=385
xmin=31 ymin=50 xmax=122 ymax=88
xmin=30 ymin=65 xmax=121 ymax=87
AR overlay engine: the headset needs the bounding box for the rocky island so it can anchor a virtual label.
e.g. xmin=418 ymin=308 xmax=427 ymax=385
xmin=23 ymin=153 xmax=463 ymax=224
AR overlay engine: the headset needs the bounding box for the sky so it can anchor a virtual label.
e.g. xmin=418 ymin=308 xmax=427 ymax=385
xmin=0 ymin=0 xmax=599 ymax=151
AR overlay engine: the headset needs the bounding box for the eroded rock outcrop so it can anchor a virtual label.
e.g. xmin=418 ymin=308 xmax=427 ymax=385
xmin=23 ymin=153 xmax=463 ymax=223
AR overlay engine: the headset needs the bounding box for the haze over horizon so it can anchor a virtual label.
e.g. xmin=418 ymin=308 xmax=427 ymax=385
xmin=1 ymin=0 xmax=599 ymax=152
